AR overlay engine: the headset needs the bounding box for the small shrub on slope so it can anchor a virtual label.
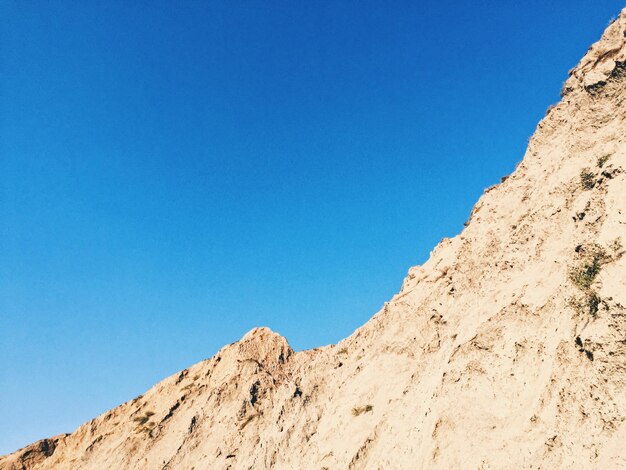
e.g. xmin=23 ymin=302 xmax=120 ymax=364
xmin=580 ymin=168 xmax=595 ymax=190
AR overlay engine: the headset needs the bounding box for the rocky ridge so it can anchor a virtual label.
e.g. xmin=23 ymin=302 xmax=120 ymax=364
xmin=2 ymin=8 xmax=626 ymax=470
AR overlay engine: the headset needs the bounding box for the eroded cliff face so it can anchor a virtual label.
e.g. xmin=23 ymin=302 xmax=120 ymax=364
xmin=3 ymin=9 xmax=626 ymax=470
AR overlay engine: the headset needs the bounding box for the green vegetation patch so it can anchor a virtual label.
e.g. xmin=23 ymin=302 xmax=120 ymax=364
xmin=580 ymin=168 xmax=595 ymax=190
xmin=597 ymin=154 xmax=611 ymax=168
xmin=569 ymin=244 xmax=609 ymax=290
xmin=568 ymin=241 xmax=622 ymax=316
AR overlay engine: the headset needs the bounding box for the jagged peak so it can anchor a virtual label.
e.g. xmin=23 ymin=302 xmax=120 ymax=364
xmin=240 ymin=326 xmax=282 ymax=342
xmin=231 ymin=326 xmax=293 ymax=371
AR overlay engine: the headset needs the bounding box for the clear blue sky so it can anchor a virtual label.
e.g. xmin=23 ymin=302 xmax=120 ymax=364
xmin=1 ymin=0 xmax=622 ymax=455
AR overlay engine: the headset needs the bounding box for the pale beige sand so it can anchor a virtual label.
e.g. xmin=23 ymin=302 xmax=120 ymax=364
xmin=3 ymin=9 xmax=626 ymax=470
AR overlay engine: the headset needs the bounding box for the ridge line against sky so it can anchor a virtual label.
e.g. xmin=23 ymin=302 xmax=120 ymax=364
xmin=1 ymin=0 xmax=624 ymax=456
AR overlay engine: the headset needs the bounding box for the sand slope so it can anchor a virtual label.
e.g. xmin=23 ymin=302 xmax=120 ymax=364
xmin=3 ymin=9 xmax=626 ymax=470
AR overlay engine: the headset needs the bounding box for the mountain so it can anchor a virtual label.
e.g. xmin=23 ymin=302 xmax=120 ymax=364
xmin=3 ymin=9 xmax=626 ymax=470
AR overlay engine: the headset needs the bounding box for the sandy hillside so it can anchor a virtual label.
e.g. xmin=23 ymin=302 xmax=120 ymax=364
xmin=3 ymin=9 xmax=626 ymax=470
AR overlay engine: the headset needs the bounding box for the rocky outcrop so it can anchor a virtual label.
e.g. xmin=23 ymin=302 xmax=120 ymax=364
xmin=0 ymin=435 xmax=67 ymax=470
